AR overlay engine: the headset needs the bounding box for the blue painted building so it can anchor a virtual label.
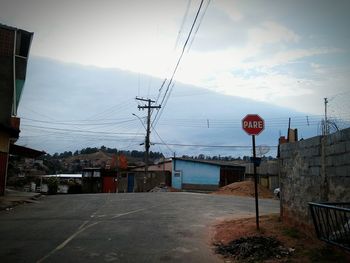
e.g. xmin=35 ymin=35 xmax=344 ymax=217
xmin=172 ymin=158 xmax=245 ymax=191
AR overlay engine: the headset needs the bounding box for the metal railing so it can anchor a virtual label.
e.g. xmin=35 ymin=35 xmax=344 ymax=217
xmin=309 ymin=202 xmax=350 ymax=251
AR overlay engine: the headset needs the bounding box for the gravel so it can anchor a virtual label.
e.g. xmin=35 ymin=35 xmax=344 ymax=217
xmin=214 ymin=236 xmax=292 ymax=262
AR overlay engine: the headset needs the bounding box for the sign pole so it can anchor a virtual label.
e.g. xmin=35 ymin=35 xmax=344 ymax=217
xmin=252 ymin=134 xmax=260 ymax=230
xmin=242 ymin=114 xmax=264 ymax=231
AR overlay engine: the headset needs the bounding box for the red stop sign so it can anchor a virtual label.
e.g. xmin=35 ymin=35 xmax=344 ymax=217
xmin=242 ymin=114 xmax=265 ymax=135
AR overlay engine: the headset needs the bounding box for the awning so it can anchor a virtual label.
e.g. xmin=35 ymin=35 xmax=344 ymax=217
xmin=9 ymin=144 xmax=46 ymax=158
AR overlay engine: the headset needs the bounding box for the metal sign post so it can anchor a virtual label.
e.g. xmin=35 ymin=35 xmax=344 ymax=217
xmin=252 ymin=135 xmax=259 ymax=230
xmin=242 ymin=114 xmax=265 ymax=231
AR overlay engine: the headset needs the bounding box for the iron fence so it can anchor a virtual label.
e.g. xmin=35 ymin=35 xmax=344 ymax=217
xmin=309 ymin=202 xmax=350 ymax=251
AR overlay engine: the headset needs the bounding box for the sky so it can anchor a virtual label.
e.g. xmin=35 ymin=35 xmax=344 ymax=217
xmin=1 ymin=0 xmax=350 ymax=155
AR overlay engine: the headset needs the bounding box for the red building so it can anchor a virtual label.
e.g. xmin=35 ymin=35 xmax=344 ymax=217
xmin=0 ymin=24 xmax=33 ymax=195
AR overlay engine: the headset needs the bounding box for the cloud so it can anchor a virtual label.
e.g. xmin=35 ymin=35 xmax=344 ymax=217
xmin=215 ymin=0 xmax=244 ymax=21
xmin=247 ymin=21 xmax=300 ymax=47
xmin=207 ymin=71 xmax=313 ymax=100
xmin=245 ymin=47 xmax=341 ymax=69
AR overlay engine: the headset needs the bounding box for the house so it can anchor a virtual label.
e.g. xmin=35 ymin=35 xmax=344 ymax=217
xmin=82 ymin=168 xmax=118 ymax=193
xmin=39 ymin=174 xmax=82 ymax=194
xmin=172 ymin=158 xmax=245 ymax=191
xmin=0 ymin=24 xmax=33 ymax=195
xmin=128 ymin=159 xmax=172 ymax=192
xmin=243 ymin=160 xmax=279 ymax=191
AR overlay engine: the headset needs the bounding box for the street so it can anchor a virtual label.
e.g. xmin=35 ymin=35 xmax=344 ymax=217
xmin=0 ymin=193 xmax=279 ymax=263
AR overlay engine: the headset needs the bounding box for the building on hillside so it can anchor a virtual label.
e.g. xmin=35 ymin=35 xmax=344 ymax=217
xmin=82 ymin=168 xmax=119 ymax=193
xmin=6 ymin=144 xmax=46 ymax=189
xmin=243 ymin=160 xmax=279 ymax=191
xmin=0 ymin=24 xmax=33 ymax=195
xmin=128 ymin=159 xmax=172 ymax=192
xmin=39 ymin=174 xmax=82 ymax=194
xmin=82 ymin=160 xmax=173 ymax=194
xmin=172 ymin=158 xmax=245 ymax=191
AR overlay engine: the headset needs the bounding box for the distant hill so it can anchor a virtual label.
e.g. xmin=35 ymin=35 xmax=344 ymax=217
xmin=40 ymin=146 xmax=165 ymax=174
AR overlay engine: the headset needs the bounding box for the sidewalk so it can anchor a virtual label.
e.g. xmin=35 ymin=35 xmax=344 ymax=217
xmin=0 ymin=189 xmax=42 ymax=211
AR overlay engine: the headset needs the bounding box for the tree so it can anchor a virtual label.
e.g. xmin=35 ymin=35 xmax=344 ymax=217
xmin=47 ymin=177 xmax=59 ymax=195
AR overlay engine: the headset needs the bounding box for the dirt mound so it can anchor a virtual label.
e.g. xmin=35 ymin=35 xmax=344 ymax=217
xmin=212 ymin=215 xmax=350 ymax=263
xmin=213 ymin=181 xmax=274 ymax=199
xmin=215 ymin=236 xmax=291 ymax=262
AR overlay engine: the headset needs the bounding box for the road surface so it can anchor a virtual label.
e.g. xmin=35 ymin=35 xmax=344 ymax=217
xmin=0 ymin=192 xmax=279 ymax=262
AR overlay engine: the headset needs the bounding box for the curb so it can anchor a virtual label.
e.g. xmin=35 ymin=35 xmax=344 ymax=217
xmin=0 ymin=193 xmax=42 ymax=211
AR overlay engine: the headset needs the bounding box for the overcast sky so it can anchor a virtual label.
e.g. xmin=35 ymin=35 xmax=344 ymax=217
xmin=1 ymin=0 xmax=349 ymax=117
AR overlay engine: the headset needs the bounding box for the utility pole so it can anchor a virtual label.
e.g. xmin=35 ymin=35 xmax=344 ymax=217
xmin=324 ymin=98 xmax=328 ymax=136
xmin=136 ymin=97 xmax=161 ymax=179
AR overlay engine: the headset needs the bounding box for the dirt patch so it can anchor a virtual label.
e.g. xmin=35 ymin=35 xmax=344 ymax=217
xmin=215 ymin=236 xmax=292 ymax=262
xmin=212 ymin=181 xmax=274 ymax=199
xmin=212 ymin=214 xmax=350 ymax=262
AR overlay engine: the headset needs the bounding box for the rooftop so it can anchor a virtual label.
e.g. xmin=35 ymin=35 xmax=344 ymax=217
xmin=173 ymin=157 xmax=246 ymax=168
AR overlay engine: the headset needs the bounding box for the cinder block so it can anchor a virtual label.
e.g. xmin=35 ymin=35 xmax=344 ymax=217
xmin=311 ymin=156 xmax=321 ymax=167
xmin=333 ymin=142 xmax=346 ymax=155
xmin=312 ymin=147 xmax=321 ymax=156
xmin=335 ymin=165 xmax=348 ymax=177
xmin=328 ymin=176 xmax=350 ymax=201
xmin=325 ymin=156 xmax=333 ymax=167
xmin=280 ymin=143 xmax=290 ymax=152
xmin=302 ymin=147 xmax=320 ymax=157
xmin=280 ymin=149 xmax=291 ymax=159
xmin=345 ymin=141 xmax=350 ymax=152
xmin=327 ymin=132 xmax=343 ymax=144
xmin=340 ymin=128 xmax=350 ymax=141
xmin=325 ymin=144 xmax=335 ymax=156
xmin=326 ymin=166 xmax=336 ymax=176
xmin=335 ymin=153 xmax=350 ymax=166
xmin=309 ymin=166 xmax=320 ymax=176
xmin=299 ymin=136 xmax=321 ymax=149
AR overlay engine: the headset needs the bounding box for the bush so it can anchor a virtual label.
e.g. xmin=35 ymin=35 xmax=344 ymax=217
xmin=47 ymin=177 xmax=59 ymax=194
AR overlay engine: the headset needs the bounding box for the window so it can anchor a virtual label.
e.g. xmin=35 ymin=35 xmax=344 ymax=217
xmin=93 ymin=171 xmax=101 ymax=177
xmin=15 ymin=30 xmax=32 ymax=58
xmin=174 ymin=171 xmax=181 ymax=177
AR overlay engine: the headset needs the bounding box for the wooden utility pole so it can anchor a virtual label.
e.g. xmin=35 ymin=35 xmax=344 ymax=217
xmin=136 ymin=97 xmax=161 ymax=179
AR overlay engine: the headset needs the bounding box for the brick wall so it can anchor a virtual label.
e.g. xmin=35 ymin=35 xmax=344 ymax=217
xmin=279 ymin=128 xmax=350 ymax=230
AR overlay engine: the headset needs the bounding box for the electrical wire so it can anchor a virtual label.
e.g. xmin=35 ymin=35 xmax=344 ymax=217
xmin=174 ymin=0 xmax=192 ymax=50
xmin=187 ymin=0 xmax=211 ymax=51
xmin=153 ymin=142 xmax=278 ymax=148
xmin=21 ymin=124 xmax=143 ymax=136
xmin=152 ymin=0 xmax=205 ymax=127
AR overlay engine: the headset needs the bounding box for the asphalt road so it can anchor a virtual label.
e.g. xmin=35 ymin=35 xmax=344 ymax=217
xmin=0 ymin=192 xmax=279 ymax=263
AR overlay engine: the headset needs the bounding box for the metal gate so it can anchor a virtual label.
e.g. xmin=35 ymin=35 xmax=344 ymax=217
xmin=309 ymin=202 xmax=350 ymax=251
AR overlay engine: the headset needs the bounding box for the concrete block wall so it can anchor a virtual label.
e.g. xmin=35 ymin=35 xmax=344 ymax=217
xmin=325 ymin=129 xmax=350 ymax=201
xmin=279 ymin=128 xmax=350 ymax=230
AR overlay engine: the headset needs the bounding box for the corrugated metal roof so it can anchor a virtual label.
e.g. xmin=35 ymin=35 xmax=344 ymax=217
xmin=42 ymin=174 xmax=82 ymax=178
xmin=9 ymin=144 xmax=45 ymax=158
xmin=173 ymin=157 xmax=245 ymax=168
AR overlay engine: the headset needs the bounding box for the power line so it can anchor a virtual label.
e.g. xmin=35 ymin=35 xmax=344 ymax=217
xmin=21 ymin=124 xmax=143 ymax=136
xmin=21 ymin=117 xmax=137 ymax=126
xmin=152 ymin=0 xmax=205 ymax=127
xmin=174 ymin=0 xmax=192 ymax=50
xmin=187 ymin=0 xmax=211 ymax=50
xmin=153 ymin=142 xmax=278 ymax=148
xmin=151 ymin=125 xmax=174 ymax=155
